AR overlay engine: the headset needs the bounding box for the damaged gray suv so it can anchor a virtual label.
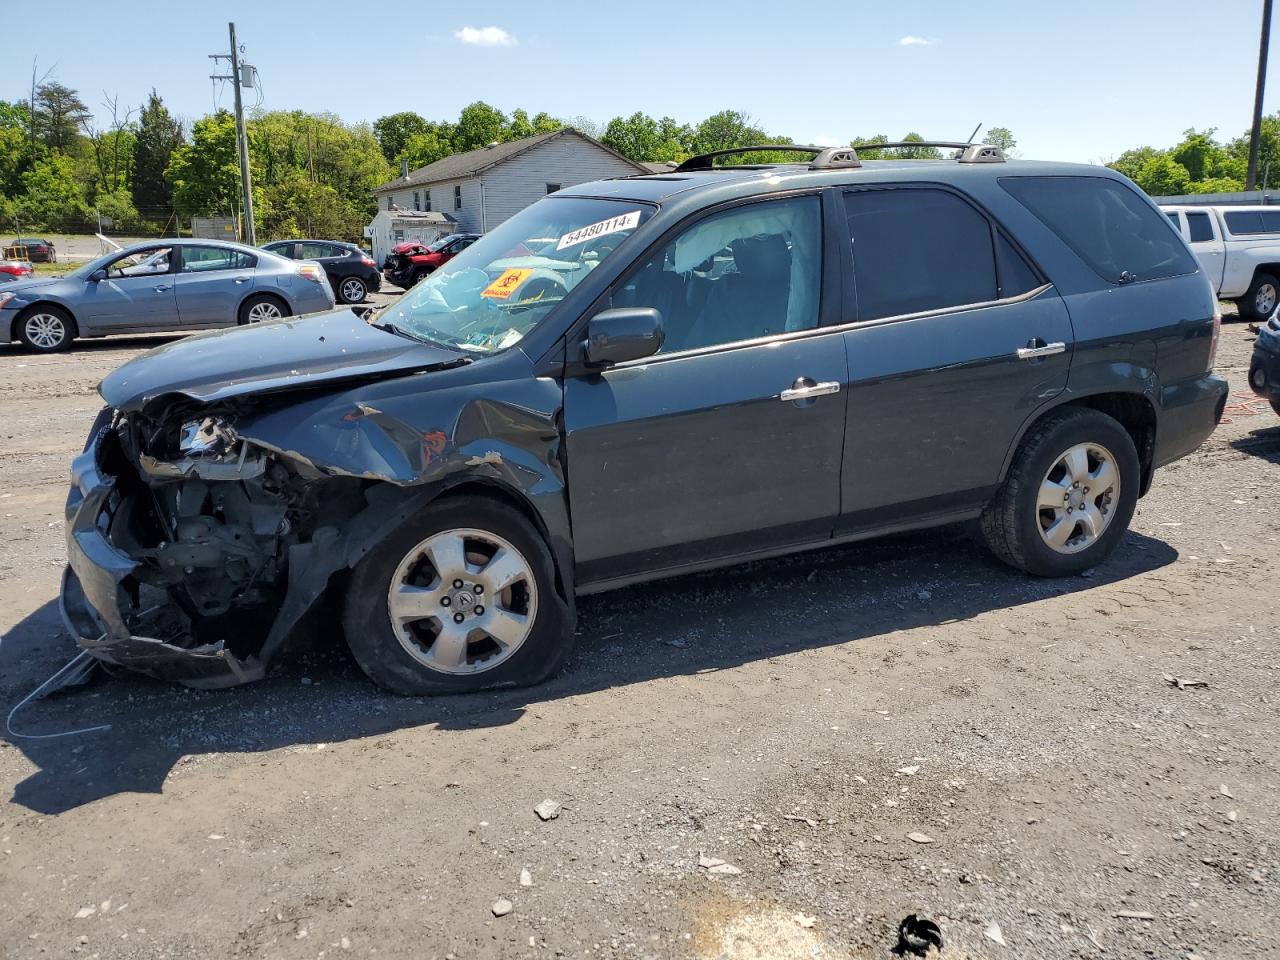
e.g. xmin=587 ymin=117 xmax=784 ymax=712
xmin=61 ymin=143 xmax=1228 ymax=695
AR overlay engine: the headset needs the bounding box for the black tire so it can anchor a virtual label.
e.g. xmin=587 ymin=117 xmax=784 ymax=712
xmin=337 ymin=276 xmax=367 ymax=304
xmin=1240 ymin=272 xmax=1279 ymax=320
xmin=16 ymin=305 xmax=76 ymax=353
xmin=980 ymin=407 xmax=1140 ymax=577
xmin=343 ymin=495 xmax=573 ymax=696
xmin=409 ymin=266 xmax=434 ymax=287
xmin=237 ymin=293 xmax=291 ymax=325
xmin=1271 ymin=400 xmax=1280 ymax=418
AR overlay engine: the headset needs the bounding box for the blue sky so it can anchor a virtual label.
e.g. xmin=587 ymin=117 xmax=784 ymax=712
xmin=9 ymin=0 xmax=1277 ymax=164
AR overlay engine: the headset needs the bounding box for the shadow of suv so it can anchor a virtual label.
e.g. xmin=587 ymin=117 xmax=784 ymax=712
xmin=60 ymin=142 xmax=1228 ymax=695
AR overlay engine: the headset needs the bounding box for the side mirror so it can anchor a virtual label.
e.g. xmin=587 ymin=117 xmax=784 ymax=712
xmin=89 ymin=269 xmax=107 ymax=282
xmin=585 ymin=307 xmax=664 ymax=366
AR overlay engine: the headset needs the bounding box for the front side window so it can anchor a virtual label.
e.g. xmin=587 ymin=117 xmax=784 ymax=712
xmin=181 ymin=246 xmax=254 ymax=272
xmin=1186 ymin=211 xmax=1214 ymax=243
xmin=377 ymin=197 xmax=654 ymax=355
xmin=845 ymin=188 xmax=1004 ymax=321
xmin=1001 ymin=176 xmax=1196 ymax=284
xmin=613 ymin=194 xmax=822 ymax=353
xmin=105 ymin=247 xmax=174 ymax=278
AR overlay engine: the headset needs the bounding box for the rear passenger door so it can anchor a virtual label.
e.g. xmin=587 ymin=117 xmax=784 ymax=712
xmin=174 ymin=246 xmax=257 ymax=326
xmin=836 ymin=186 xmax=1074 ymax=532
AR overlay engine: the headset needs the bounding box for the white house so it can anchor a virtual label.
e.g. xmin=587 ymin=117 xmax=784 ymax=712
xmin=368 ymin=128 xmax=646 ymax=262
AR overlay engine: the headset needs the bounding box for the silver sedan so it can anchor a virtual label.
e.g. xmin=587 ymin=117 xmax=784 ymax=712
xmin=0 ymin=239 xmax=336 ymax=352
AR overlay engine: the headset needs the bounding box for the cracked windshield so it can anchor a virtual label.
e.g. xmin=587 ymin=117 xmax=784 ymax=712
xmin=378 ymin=197 xmax=655 ymax=353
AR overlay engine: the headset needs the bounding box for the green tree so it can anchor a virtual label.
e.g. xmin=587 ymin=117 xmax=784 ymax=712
xmin=403 ymin=124 xmax=457 ymax=169
xmin=373 ymin=111 xmax=431 ymax=163
xmin=690 ymin=110 xmax=769 ymax=155
xmin=1108 ymin=146 xmax=1163 ymax=183
xmin=1134 ymin=153 xmax=1191 ymax=195
xmin=0 ymin=100 xmax=30 ymax=197
xmin=850 ymin=134 xmax=890 ymax=159
xmin=602 ymin=113 xmax=688 ymax=162
xmin=894 ymin=133 xmax=942 ymax=160
xmin=131 ymin=91 xmax=185 ymax=222
xmin=33 ymin=81 xmax=89 ymax=152
xmin=1170 ymin=128 xmax=1221 ymax=182
xmin=1188 ymin=176 xmax=1245 ymax=194
xmin=166 ymin=111 xmax=246 ymax=219
xmin=12 ymin=152 xmax=89 ymax=227
xmin=455 ymin=101 xmax=507 ymax=151
xmin=985 ymin=126 xmax=1016 ymax=154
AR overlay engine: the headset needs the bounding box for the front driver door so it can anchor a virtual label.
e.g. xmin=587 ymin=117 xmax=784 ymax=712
xmin=77 ymin=246 xmax=178 ymax=329
xmin=564 ymin=192 xmax=848 ymax=587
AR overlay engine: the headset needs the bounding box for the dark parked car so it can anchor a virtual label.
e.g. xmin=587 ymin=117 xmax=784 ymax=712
xmin=262 ymin=240 xmax=381 ymax=304
xmin=61 ymin=142 xmax=1226 ymax=695
xmin=382 ymin=233 xmax=480 ymax=288
xmin=1248 ymin=311 xmax=1280 ymax=416
xmin=9 ymin=237 xmax=56 ymax=263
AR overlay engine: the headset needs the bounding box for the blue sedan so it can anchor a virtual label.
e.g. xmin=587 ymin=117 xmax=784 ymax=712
xmin=0 ymin=238 xmax=336 ymax=352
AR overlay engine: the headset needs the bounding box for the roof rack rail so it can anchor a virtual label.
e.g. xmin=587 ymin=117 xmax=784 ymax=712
xmin=862 ymin=141 xmax=1007 ymax=163
xmin=674 ymin=144 xmax=825 ymax=171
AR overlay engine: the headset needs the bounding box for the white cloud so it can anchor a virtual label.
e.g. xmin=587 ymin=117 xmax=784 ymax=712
xmin=897 ymin=35 xmax=933 ymax=46
xmin=455 ymin=25 xmax=518 ymax=47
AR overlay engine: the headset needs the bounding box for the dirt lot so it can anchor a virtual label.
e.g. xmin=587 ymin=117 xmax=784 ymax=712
xmin=0 ymin=315 xmax=1277 ymax=960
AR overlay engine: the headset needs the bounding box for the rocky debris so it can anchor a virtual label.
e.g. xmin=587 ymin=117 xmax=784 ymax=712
xmin=984 ymin=922 xmax=1007 ymax=946
xmin=906 ymin=832 xmax=934 ymax=844
xmin=520 ymin=867 xmax=533 ymax=887
xmin=491 ymin=898 xmax=513 ymax=918
xmin=534 ymin=799 xmax=561 ymax=821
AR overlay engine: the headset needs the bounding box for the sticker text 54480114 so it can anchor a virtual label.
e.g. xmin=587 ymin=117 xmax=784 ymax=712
xmin=556 ymin=210 xmax=642 ymax=251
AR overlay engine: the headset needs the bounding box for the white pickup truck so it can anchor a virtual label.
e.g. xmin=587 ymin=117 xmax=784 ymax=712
xmin=1162 ymin=205 xmax=1280 ymax=319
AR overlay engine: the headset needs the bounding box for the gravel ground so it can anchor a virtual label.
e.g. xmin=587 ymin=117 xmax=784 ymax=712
xmin=0 ymin=312 xmax=1276 ymax=960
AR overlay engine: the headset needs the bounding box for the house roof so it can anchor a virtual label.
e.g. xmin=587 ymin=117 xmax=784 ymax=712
xmin=372 ymin=128 xmax=647 ymax=194
xmin=381 ymin=210 xmax=456 ymax=224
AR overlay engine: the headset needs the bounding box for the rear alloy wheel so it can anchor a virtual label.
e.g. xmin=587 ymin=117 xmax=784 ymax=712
xmin=339 ymin=276 xmax=368 ymax=304
xmin=981 ymin=408 xmax=1139 ymax=577
xmin=238 ymin=294 xmax=290 ymax=325
xmin=343 ymin=496 xmax=573 ymax=695
xmin=18 ymin=307 xmax=75 ymax=352
xmin=1242 ymin=272 xmax=1279 ymax=320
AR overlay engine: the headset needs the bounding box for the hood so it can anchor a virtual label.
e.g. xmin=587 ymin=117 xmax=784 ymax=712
xmin=99 ymin=308 xmax=468 ymax=411
xmin=2 ymin=277 xmax=63 ymax=294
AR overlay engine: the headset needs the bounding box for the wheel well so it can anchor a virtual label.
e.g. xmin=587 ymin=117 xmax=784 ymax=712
xmin=12 ymin=301 xmax=78 ymax=340
xmin=1251 ymin=264 xmax=1280 ymax=287
xmin=428 ymin=479 xmax=573 ymax=605
xmin=1061 ymin=393 xmax=1158 ymax=496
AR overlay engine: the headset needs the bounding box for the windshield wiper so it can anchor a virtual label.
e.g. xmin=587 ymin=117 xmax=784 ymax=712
xmin=369 ymin=317 xmax=471 ymax=354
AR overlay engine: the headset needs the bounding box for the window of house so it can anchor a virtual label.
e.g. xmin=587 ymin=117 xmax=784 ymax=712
xmin=547 ymin=183 xmax=561 ymax=194
xmin=387 ymin=195 xmax=394 ymax=211
xmin=454 ymin=185 xmax=463 ymax=210
xmin=612 ymin=194 xmax=822 ymax=354
xmin=1002 ymin=176 xmax=1196 ymax=283
xmin=423 ymin=191 xmax=432 ymax=212
xmin=1186 ymin=211 xmax=1214 ymax=243
xmin=413 ymin=191 xmax=420 ymax=211
xmin=844 ymin=188 xmax=1003 ymax=320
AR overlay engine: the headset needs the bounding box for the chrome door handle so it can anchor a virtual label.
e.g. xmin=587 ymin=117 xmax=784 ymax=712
xmin=780 ymin=379 xmax=841 ymax=402
xmin=234 ymin=276 xmax=251 ymax=284
xmin=153 ymin=285 xmax=170 ymax=292
xmin=1016 ymin=341 xmax=1066 ymax=360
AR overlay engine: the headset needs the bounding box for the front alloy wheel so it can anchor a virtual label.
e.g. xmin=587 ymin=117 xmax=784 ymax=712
xmin=19 ymin=309 xmax=73 ymax=352
xmin=387 ymin=528 xmax=537 ymax=675
xmin=343 ymin=496 xmax=574 ymax=695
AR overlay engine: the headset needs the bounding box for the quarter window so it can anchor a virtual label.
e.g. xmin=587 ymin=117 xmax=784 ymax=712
xmin=1001 ymin=176 xmax=1196 ymax=284
xmin=1186 ymin=211 xmax=1214 ymax=243
xmin=844 ymin=188 xmax=1006 ymax=320
xmin=613 ymin=194 xmax=822 ymax=354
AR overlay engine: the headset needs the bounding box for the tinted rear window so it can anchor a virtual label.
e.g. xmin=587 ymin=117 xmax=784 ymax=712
xmin=1186 ymin=212 xmax=1214 ymax=243
xmin=1001 ymin=176 xmax=1196 ymax=284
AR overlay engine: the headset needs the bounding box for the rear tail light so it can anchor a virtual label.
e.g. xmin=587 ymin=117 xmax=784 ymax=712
xmin=296 ymin=263 xmax=325 ymax=284
xmin=361 ymin=256 xmax=376 ymax=267
xmin=1208 ymin=308 xmax=1221 ymax=372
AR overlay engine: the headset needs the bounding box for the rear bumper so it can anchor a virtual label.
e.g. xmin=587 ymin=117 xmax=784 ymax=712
xmin=1248 ymin=323 xmax=1280 ymax=401
xmin=1153 ymin=372 xmax=1229 ymax=468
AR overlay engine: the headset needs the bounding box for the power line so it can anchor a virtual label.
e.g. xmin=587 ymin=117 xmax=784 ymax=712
xmin=208 ymin=22 xmax=257 ymax=244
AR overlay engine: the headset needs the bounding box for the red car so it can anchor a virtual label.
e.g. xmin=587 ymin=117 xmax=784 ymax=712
xmin=382 ymin=233 xmax=480 ymax=288
xmin=0 ymin=259 xmax=34 ymax=280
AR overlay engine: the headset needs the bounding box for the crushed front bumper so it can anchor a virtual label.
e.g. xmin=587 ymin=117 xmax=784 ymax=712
xmin=59 ymin=418 xmax=266 ymax=688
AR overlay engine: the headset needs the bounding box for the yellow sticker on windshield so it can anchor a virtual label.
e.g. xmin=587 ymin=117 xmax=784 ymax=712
xmin=481 ymin=267 xmax=533 ymax=300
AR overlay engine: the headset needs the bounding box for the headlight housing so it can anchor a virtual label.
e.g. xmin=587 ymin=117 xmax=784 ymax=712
xmin=0 ymin=291 xmax=16 ymax=308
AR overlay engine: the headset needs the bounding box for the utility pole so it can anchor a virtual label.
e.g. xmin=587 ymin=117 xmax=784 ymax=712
xmin=209 ymin=23 xmax=256 ymax=243
xmin=1247 ymin=0 xmax=1274 ymax=191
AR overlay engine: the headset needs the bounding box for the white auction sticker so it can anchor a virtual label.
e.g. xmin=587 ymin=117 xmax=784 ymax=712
xmin=556 ymin=210 xmax=641 ymax=251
